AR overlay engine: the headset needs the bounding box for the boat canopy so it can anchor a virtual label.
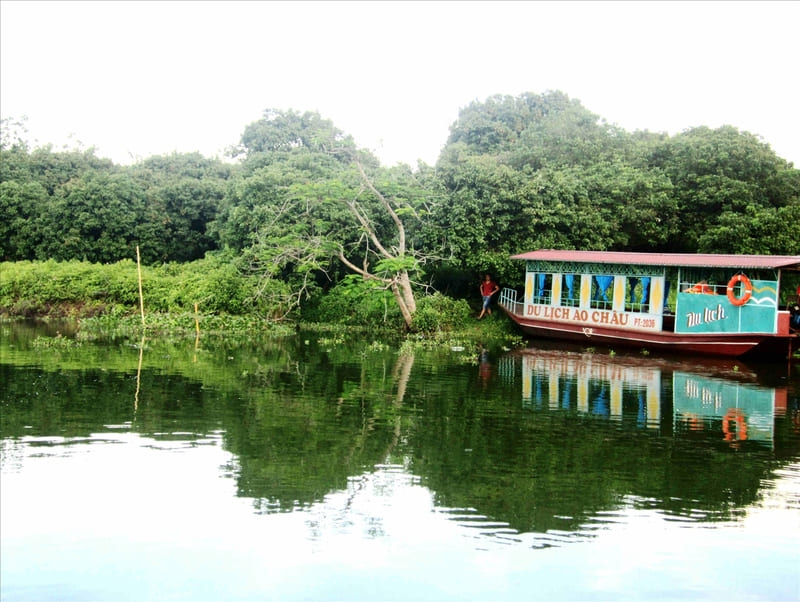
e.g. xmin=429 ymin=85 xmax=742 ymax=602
xmin=511 ymin=250 xmax=800 ymax=271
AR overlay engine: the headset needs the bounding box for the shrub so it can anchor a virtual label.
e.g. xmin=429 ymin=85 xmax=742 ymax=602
xmin=0 ymin=256 xmax=267 ymax=318
xmin=410 ymin=293 xmax=472 ymax=334
xmin=306 ymin=275 xmax=404 ymax=328
xmin=0 ymin=259 xmax=140 ymax=315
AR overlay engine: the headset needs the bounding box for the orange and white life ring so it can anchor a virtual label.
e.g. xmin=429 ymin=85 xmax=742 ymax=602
xmin=726 ymin=274 xmax=752 ymax=306
xmin=722 ymin=408 xmax=747 ymax=441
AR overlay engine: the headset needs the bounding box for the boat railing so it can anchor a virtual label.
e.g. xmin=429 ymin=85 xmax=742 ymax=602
xmin=499 ymin=288 xmax=524 ymax=317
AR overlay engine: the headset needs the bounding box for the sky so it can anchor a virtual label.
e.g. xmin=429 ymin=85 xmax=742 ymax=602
xmin=2 ymin=0 xmax=799 ymax=168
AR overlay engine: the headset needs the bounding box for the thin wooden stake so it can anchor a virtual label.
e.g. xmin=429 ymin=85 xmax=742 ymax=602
xmin=136 ymin=245 xmax=145 ymax=327
xmin=194 ymin=302 xmax=200 ymax=360
xmin=134 ymin=334 xmax=144 ymax=411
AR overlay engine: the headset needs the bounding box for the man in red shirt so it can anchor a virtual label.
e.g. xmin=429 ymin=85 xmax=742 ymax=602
xmin=478 ymin=274 xmax=500 ymax=319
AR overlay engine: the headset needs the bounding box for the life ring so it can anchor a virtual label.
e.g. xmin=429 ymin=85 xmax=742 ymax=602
xmin=722 ymin=408 xmax=747 ymax=441
xmin=726 ymin=274 xmax=752 ymax=306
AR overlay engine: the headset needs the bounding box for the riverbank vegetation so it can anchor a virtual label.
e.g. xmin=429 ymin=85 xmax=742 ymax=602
xmin=3 ymin=91 xmax=799 ymax=336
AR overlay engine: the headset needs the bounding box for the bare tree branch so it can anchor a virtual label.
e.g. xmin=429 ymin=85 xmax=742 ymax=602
xmin=355 ymin=160 xmax=407 ymax=255
xmin=337 ymin=249 xmax=392 ymax=285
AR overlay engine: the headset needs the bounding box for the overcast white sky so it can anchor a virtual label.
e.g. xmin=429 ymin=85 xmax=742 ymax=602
xmin=2 ymin=0 xmax=798 ymax=167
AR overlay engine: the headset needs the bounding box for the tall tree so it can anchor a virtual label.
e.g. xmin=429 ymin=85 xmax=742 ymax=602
xmin=0 ymin=180 xmax=48 ymax=260
xmin=37 ymin=171 xmax=147 ymax=262
xmin=130 ymin=153 xmax=232 ymax=262
xmin=221 ymin=110 xmax=431 ymax=326
xmin=431 ymin=91 xmax=659 ymax=285
xmin=647 ymin=125 xmax=800 ymax=253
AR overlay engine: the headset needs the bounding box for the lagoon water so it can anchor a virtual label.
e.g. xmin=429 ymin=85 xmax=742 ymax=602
xmin=1 ymin=321 xmax=799 ymax=601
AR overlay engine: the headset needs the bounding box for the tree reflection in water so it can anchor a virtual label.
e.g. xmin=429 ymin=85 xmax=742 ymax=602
xmin=2 ymin=325 xmax=798 ymax=544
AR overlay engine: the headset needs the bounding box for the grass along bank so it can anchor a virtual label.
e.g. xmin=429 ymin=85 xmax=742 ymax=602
xmin=1 ymin=258 xmax=522 ymax=351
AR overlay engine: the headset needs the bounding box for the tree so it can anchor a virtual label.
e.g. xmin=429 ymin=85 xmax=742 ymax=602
xmin=647 ymin=125 xmax=799 ymax=253
xmin=239 ymin=158 xmax=428 ymax=327
xmin=430 ymin=91 xmax=670 ymax=285
xmin=334 ymin=160 xmax=419 ymax=326
xmin=577 ymin=163 xmax=678 ymax=251
xmin=37 ymin=171 xmax=147 ymax=262
xmin=1 ymin=142 xmax=121 ymax=261
xmin=445 ymin=91 xmax=632 ymax=169
xmin=430 ymin=146 xmax=530 ymax=284
xmin=697 ymin=205 xmax=800 ymax=255
xmin=0 ymin=180 xmax=47 ymax=260
xmin=432 ymin=92 xmax=800 ymax=286
xmin=130 ymin=153 xmax=232 ymax=262
xmin=222 ymin=110 xmax=432 ymax=326
xmin=233 ymin=109 xmax=356 ymax=159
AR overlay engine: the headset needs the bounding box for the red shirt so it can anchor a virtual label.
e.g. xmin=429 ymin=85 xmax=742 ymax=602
xmin=481 ymin=280 xmax=498 ymax=296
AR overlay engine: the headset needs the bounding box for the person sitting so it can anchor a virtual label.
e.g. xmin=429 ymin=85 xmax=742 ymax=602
xmin=688 ymin=279 xmax=715 ymax=294
xmin=789 ymin=303 xmax=800 ymax=332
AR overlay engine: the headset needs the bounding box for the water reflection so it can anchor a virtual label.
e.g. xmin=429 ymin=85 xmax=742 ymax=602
xmin=673 ymin=372 xmax=779 ymax=446
xmin=509 ymin=346 xmax=785 ymax=448
xmin=514 ymin=349 xmax=663 ymax=428
xmin=2 ymin=324 xmax=799 ymax=600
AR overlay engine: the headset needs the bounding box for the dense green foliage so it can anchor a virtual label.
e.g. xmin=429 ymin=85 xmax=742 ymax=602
xmin=0 ymin=144 xmax=231 ymax=264
xmin=2 ymin=91 xmax=799 ymax=324
xmin=429 ymin=92 xmax=799 ymax=287
xmin=0 ymin=256 xmax=262 ymax=317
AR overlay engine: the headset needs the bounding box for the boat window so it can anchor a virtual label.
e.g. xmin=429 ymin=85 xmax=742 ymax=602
xmin=664 ymin=280 xmax=673 ymax=314
xmin=627 ymin=276 xmax=651 ymax=312
xmin=561 ymin=274 xmax=577 ymax=306
xmin=680 ymin=271 xmax=723 ymax=295
xmin=592 ymin=275 xmax=613 ymax=309
xmin=533 ymin=273 xmax=552 ymax=304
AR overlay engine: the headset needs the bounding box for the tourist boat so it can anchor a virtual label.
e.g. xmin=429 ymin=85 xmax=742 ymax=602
xmin=498 ymin=250 xmax=800 ymax=359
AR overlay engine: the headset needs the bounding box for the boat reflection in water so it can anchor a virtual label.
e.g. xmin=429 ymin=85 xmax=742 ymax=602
xmin=672 ymin=371 xmax=784 ymax=446
xmin=511 ymin=344 xmax=783 ymax=447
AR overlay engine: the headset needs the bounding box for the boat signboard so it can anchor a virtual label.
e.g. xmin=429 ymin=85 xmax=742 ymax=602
xmin=675 ymin=279 xmax=778 ymax=335
xmin=523 ymin=303 xmax=664 ymax=332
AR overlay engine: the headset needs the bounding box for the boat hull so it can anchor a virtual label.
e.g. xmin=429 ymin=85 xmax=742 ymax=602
xmin=501 ymin=305 xmax=795 ymax=359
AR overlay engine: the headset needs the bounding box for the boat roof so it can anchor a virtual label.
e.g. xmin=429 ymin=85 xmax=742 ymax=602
xmin=510 ymin=250 xmax=800 ymax=270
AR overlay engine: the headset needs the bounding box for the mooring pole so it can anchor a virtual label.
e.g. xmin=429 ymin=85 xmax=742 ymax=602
xmin=136 ymin=245 xmax=145 ymax=327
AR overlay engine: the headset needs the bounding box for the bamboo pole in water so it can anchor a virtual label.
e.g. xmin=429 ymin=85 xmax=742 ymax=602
xmin=194 ymin=302 xmax=200 ymax=360
xmin=135 ymin=246 xmax=146 ymax=409
xmin=136 ymin=245 xmax=145 ymax=327
xmin=134 ymin=334 xmax=144 ymax=411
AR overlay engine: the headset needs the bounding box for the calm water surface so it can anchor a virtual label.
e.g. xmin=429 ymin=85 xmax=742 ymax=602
xmin=1 ymin=321 xmax=799 ymax=601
